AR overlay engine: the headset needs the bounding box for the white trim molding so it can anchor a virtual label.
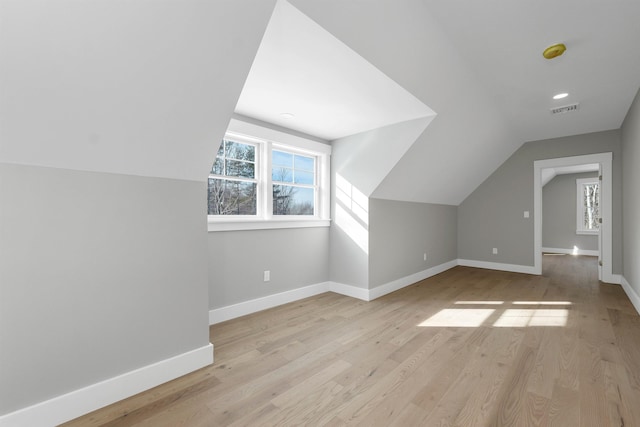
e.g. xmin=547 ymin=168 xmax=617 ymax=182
xmin=457 ymin=259 xmax=537 ymax=275
xmin=368 ymin=260 xmax=458 ymax=301
xmin=209 ymin=282 xmax=330 ymax=324
xmin=621 ymin=276 xmax=640 ymax=315
xmin=610 ymin=274 xmax=623 ymax=285
xmin=209 ymin=218 xmax=330 ymax=232
xmin=542 ymin=247 xmax=599 ymax=257
xmin=0 ymin=344 xmax=213 ymax=427
xmin=209 ymin=260 xmax=460 ymax=324
xmin=208 ymin=282 xmax=370 ymax=325
xmin=328 ymin=282 xmax=370 ymax=301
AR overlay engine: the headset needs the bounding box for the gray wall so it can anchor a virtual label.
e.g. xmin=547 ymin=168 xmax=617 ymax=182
xmin=369 ymin=199 xmax=457 ymax=288
xmin=208 ymin=227 xmax=329 ymax=309
xmin=0 ymin=163 xmax=210 ymax=415
xmin=328 ymin=134 xmax=369 ymax=289
xmin=543 ymin=172 xmax=598 ymax=251
xmin=459 ymin=129 xmax=623 ymax=273
xmin=622 ymin=89 xmax=640 ymax=294
xmin=329 ymin=224 xmax=369 ymax=288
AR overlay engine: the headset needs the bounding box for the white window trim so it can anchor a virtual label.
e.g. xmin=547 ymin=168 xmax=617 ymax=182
xmin=576 ymin=177 xmax=599 ymax=235
xmin=208 ymin=118 xmax=331 ymax=232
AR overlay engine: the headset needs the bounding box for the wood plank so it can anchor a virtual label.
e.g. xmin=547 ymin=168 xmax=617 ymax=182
xmin=453 ymin=329 xmax=525 ymax=426
xmin=62 ymin=255 xmax=640 ymax=426
xmin=546 ymin=384 xmax=580 ymax=426
xmin=491 ymin=343 xmax=537 ymax=426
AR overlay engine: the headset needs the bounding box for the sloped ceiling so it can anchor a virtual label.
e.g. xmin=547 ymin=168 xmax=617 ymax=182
xmin=0 ymin=0 xmax=276 ymax=182
xmin=423 ymin=0 xmax=640 ymax=143
xmin=3 ymin=0 xmax=638 ymax=203
xmin=291 ymin=0 xmax=519 ymax=205
xmin=236 ymin=1 xmax=435 ymax=141
xmin=248 ymin=0 xmax=640 ymax=205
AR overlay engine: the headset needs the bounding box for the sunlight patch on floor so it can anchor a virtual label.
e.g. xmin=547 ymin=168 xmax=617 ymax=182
xmin=493 ymin=309 xmax=568 ymax=327
xmin=419 ymin=300 xmax=572 ymax=328
xmin=454 ymin=301 xmax=504 ymax=305
xmin=512 ymin=301 xmax=572 ymax=306
xmin=418 ymin=309 xmax=495 ymax=327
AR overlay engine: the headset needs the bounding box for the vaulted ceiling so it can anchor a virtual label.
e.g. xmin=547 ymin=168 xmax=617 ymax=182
xmin=2 ymin=0 xmax=638 ymax=206
xmin=238 ymin=0 xmax=640 ymax=204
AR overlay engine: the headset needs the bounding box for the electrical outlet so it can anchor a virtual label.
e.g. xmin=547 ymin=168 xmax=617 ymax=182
xmin=524 ymin=211 xmax=530 ymax=218
xmin=492 ymin=248 xmax=498 ymax=255
xmin=424 ymin=253 xmax=427 ymax=261
xmin=263 ymin=270 xmax=270 ymax=282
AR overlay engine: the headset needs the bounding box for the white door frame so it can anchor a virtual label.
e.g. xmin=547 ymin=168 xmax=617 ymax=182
xmin=598 ymin=164 xmax=603 ymax=281
xmin=533 ymin=152 xmax=614 ymax=282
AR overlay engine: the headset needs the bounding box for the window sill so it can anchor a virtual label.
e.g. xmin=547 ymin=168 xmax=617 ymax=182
xmin=576 ymin=230 xmax=599 ymax=235
xmin=208 ymin=218 xmax=331 ymax=232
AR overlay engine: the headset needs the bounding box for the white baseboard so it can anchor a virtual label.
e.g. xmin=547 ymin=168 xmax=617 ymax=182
xmin=457 ymin=259 xmax=536 ymax=275
xmin=621 ymin=276 xmax=640 ymax=315
xmin=542 ymin=247 xmax=599 ymax=256
xmin=209 ymin=282 xmax=330 ymax=325
xmin=608 ymin=274 xmax=623 ymax=285
xmin=328 ymin=282 xmax=370 ymax=301
xmin=0 ymin=344 xmax=214 ymax=427
xmin=209 ymin=260 xmax=459 ymax=322
xmin=368 ymin=259 xmax=458 ymax=301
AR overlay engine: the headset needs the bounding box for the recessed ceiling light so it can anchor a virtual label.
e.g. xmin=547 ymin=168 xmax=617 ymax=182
xmin=280 ymin=113 xmax=295 ymax=119
xmin=553 ymin=93 xmax=569 ymax=100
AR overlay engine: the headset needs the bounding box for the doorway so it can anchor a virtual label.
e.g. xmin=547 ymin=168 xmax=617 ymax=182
xmin=534 ymin=153 xmax=614 ymax=283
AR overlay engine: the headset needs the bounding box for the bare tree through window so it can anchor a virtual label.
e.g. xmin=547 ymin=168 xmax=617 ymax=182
xmin=207 ymin=136 xmax=322 ymax=219
xmin=272 ymin=150 xmax=315 ymax=215
xmin=582 ymin=182 xmax=600 ymax=231
xmin=208 ymin=140 xmax=257 ymax=215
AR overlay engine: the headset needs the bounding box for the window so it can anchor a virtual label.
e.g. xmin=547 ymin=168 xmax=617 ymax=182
xmin=272 ymin=150 xmax=315 ymax=216
xmin=208 ymin=139 xmax=257 ymax=216
xmin=576 ymin=177 xmax=600 ymax=234
xmin=207 ymin=119 xmax=331 ymax=231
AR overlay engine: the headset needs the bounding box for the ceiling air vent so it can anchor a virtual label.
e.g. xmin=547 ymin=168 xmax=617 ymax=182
xmin=551 ymin=103 xmax=580 ymax=115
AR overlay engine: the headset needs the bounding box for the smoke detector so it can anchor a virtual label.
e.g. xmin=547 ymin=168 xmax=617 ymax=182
xmin=551 ymin=103 xmax=579 ymax=115
xmin=543 ymin=43 xmax=566 ymax=59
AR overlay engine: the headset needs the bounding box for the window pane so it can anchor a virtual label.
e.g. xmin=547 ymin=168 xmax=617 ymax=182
xmin=273 ymin=150 xmax=293 ymax=168
xmin=295 ymin=155 xmax=314 ymax=172
xmin=208 ymin=178 xmax=257 ymax=215
xmin=216 ymin=142 xmax=225 ymax=157
xmin=295 ymin=170 xmax=314 ymax=185
xmin=226 ymin=159 xmax=255 ymax=178
xmin=211 ymin=157 xmax=224 ymax=175
xmin=581 ymin=183 xmax=600 ymax=231
xmin=225 ymin=140 xmax=255 ymax=162
xmin=273 ymin=185 xmax=314 ymax=215
xmin=272 ymin=167 xmax=293 ymax=183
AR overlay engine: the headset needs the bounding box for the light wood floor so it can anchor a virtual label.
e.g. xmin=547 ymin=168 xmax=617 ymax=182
xmin=64 ymin=255 xmax=640 ymax=426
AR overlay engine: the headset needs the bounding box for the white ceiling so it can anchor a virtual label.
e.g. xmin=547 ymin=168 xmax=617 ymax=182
xmin=235 ymin=0 xmax=640 ymax=205
xmin=6 ymin=0 xmax=635 ymax=202
xmin=422 ymin=0 xmax=640 ymax=143
xmin=235 ymin=0 xmax=435 ymax=141
xmin=239 ymin=0 xmax=640 ymax=145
